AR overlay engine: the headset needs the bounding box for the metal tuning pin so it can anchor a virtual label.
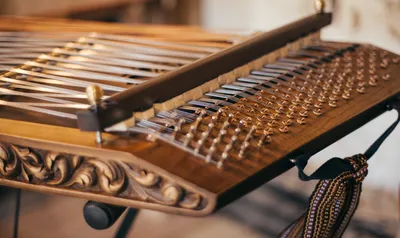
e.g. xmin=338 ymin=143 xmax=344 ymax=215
xmin=313 ymin=108 xmax=323 ymax=116
xmin=183 ymin=109 xmax=206 ymax=147
xmin=172 ymin=118 xmax=185 ymax=140
xmin=193 ymin=109 xmax=207 ymax=131
xmin=86 ymin=84 xmax=104 ymax=144
xmin=205 ymin=113 xmax=230 ymax=163
xmin=238 ymin=125 xmax=256 ymax=158
xmin=296 ymin=116 xmax=306 ymax=125
xmin=194 ymin=131 xmax=208 ymax=154
xmin=217 ymin=120 xmax=244 ymax=166
xmin=279 ymin=126 xmax=289 ymax=133
xmin=194 ymin=119 xmax=216 ymax=154
xmin=212 ymin=109 xmax=222 ymax=123
xmin=328 ymin=100 xmax=337 ymax=108
xmin=218 ymin=143 xmax=232 ymax=169
xmin=183 ymin=125 xmax=196 ymax=147
xmin=205 ymin=138 xmax=218 ymax=163
xmin=235 ymin=120 xmax=246 ymax=136
xmin=258 ymin=129 xmax=272 ymax=147
xmin=382 ymin=73 xmax=391 ymax=81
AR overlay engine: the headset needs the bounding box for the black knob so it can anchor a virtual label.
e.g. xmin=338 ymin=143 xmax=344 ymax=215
xmin=83 ymin=201 xmax=126 ymax=230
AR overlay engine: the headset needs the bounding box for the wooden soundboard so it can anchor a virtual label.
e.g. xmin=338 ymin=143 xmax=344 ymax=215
xmin=0 ymin=14 xmax=398 ymax=217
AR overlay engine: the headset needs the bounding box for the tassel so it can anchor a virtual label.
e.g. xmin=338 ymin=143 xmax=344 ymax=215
xmin=280 ymin=103 xmax=399 ymax=238
xmin=279 ymin=154 xmax=367 ymax=238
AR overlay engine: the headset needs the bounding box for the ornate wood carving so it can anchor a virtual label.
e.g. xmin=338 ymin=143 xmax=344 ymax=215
xmin=0 ymin=143 xmax=205 ymax=210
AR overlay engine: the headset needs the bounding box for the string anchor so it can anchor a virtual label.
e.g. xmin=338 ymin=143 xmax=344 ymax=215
xmin=86 ymin=84 xmax=104 ymax=144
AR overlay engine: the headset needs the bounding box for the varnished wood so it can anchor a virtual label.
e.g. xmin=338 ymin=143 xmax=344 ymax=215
xmin=77 ymin=13 xmax=333 ymax=130
xmin=0 ymin=16 xmax=245 ymax=44
xmin=0 ymin=16 xmax=398 ymax=217
xmin=0 ymin=56 xmax=397 ymax=215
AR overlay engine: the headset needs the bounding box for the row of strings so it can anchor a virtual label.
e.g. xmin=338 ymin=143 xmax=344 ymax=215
xmin=0 ymin=31 xmax=231 ymax=119
xmin=131 ymin=42 xmax=399 ymax=169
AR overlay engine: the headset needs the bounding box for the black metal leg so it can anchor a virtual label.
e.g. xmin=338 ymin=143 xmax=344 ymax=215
xmin=83 ymin=201 xmax=139 ymax=237
xmin=13 ymin=189 xmax=21 ymax=238
xmin=114 ymin=209 xmax=139 ymax=238
xmin=83 ymin=201 xmax=126 ymax=230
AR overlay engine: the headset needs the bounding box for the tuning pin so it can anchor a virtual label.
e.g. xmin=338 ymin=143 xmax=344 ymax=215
xmin=279 ymin=126 xmax=289 ymax=133
xmin=289 ymin=105 xmax=298 ymax=112
xmin=270 ymin=113 xmax=280 ymax=120
xmin=282 ymin=119 xmax=293 ymax=126
xmin=193 ymin=109 xmax=207 ymax=130
xmin=296 ymin=117 xmax=306 ymax=125
xmin=368 ymin=67 xmax=376 ymax=75
xmin=197 ymin=117 xmax=216 ymax=149
xmin=212 ymin=110 xmax=222 ymax=123
xmin=218 ymin=143 xmax=233 ymax=169
xmin=314 ymin=102 xmax=323 ymax=109
xmin=194 ymin=131 xmax=208 ymax=154
xmin=345 ymin=81 xmax=355 ymax=89
xmin=292 ymin=97 xmax=301 ymax=106
xmin=328 ymin=100 xmax=337 ymax=108
xmin=86 ymin=85 xmax=104 ymax=144
xmin=205 ymin=143 xmax=217 ymax=163
xmin=368 ymin=78 xmax=378 ymax=86
xmin=302 ymin=103 xmax=313 ymax=111
xmin=329 ymin=95 xmax=338 ymax=101
xmin=238 ymin=141 xmax=250 ymax=159
xmin=382 ymin=74 xmax=391 ymax=81
xmin=244 ymin=125 xmax=256 ymax=141
xmin=304 ymin=97 xmax=313 ymax=104
xmin=219 ymin=132 xmax=239 ymax=166
xmin=356 ymin=73 xmax=364 ymax=81
xmin=342 ymin=91 xmax=351 ymax=100
xmin=299 ymin=110 xmax=308 ymax=117
xmin=258 ymin=129 xmax=272 ymax=147
xmin=268 ymin=119 xmax=279 ymax=128
xmin=356 ymin=86 xmax=366 ymax=94
xmin=286 ymin=111 xmax=295 ymax=119
xmin=227 ymin=113 xmax=235 ymax=124
xmin=322 ymin=83 xmax=331 ymax=91
xmin=313 ymin=108 xmax=323 ymax=116
xmin=332 ymin=88 xmax=341 ymax=95
xmin=183 ymin=125 xmax=196 ymax=147
xmin=172 ymin=118 xmax=185 ymax=140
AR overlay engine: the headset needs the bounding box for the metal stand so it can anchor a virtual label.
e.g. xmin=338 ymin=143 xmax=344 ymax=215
xmin=114 ymin=209 xmax=139 ymax=238
xmin=13 ymin=189 xmax=21 ymax=238
xmin=83 ymin=201 xmax=139 ymax=237
xmin=83 ymin=201 xmax=126 ymax=230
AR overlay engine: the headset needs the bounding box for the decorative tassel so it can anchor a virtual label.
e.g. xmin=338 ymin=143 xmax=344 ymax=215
xmin=280 ymin=103 xmax=399 ymax=238
xmin=279 ymin=154 xmax=367 ymax=238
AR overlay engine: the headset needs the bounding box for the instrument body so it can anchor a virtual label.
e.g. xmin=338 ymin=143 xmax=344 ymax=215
xmin=0 ymin=15 xmax=398 ymax=216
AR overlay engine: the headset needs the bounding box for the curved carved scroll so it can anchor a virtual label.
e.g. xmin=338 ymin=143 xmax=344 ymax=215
xmin=0 ymin=143 xmax=205 ymax=211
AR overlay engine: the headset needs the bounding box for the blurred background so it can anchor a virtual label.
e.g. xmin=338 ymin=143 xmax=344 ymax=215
xmin=0 ymin=0 xmax=399 ymax=237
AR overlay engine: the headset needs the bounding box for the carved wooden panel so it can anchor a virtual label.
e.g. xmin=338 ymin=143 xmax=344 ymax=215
xmin=0 ymin=142 xmax=206 ymax=211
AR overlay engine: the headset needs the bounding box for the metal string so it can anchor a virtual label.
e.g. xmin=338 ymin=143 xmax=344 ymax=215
xmin=0 ymin=31 xmax=218 ymax=119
